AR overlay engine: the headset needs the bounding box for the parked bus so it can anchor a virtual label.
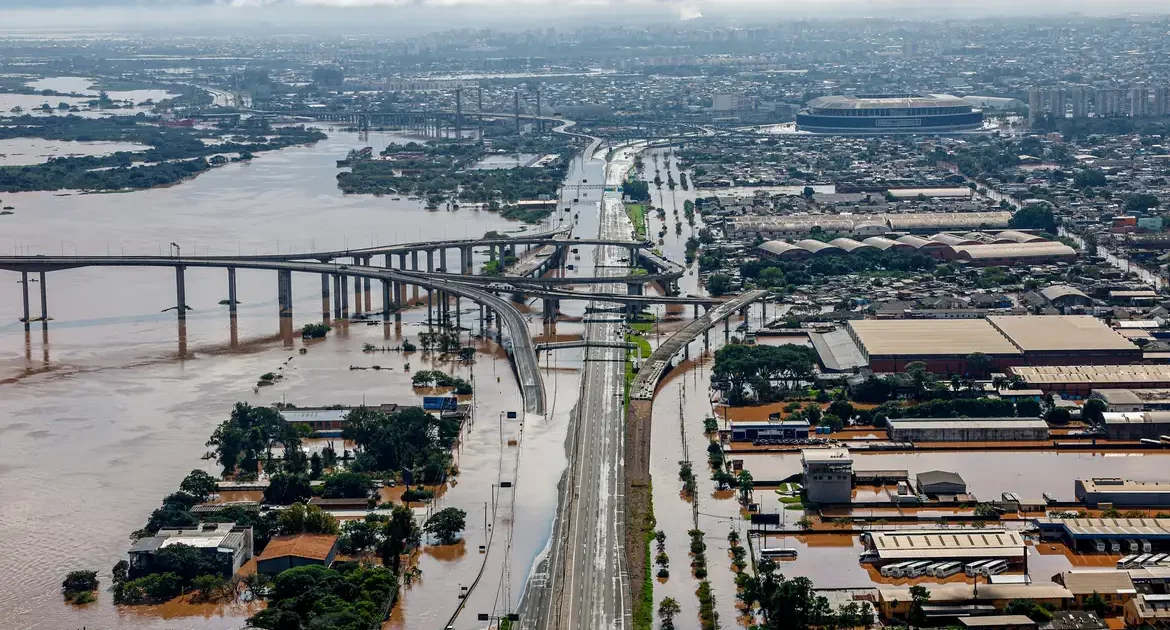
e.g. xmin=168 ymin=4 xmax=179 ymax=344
xmin=894 ymin=561 xmax=930 ymax=578
xmin=982 ymin=560 xmax=1009 ymax=577
xmin=881 ymin=561 xmax=914 ymax=578
xmin=966 ymin=560 xmax=994 ymax=577
xmin=933 ymin=562 xmax=963 ymax=578
xmin=1118 ymin=555 xmax=1140 ymax=569
xmin=1133 ymin=554 xmax=1152 ymax=567
xmin=1142 ymin=540 xmax=1153 ymax=553
xmin=753 ymin=545 xmax=800 ymax=557
xmin=907 ymin=562 xmax=936 ymax=578
xmin=1144 ymin=554 xmax=1166 ymax=566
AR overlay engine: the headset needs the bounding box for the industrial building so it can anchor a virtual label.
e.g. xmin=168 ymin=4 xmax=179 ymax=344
xmin=1011 ymin=365 xmax=1170 ymax=396
xmin=755 ymin=231 xmax=1074 ymax=265
xmin=728 ymin=214 xmax=1013 ymax=239
xmin=1092 ymin=389 xmax=1170 ymax=412
xmin=1101 ymin=411 xmax=1170 ymax=440
xmin=845 ymin=316 xmax=1140 ymax=374
xmin=1054 ymin=570 xmax=1138 ymax=610
xmin=802 ymin=447 xmax=853 ymax=504
xmin=728 ymin=419 xmax=810 ymax=442
xmin=916 ymin=470 xmax=969 ymax=496
xmin=864 ymin=528 xmax=1027 ymax=564
xmin=878 ymin=584 xmax=1072 ymax=620
xmin=886 ymin=417 xmax=1050 ymax=442
xmin=127 ymin=523 xmax=254 ymax=578
xmin=795 ymin=93 xmax=984 ymax=134
xmin=1125 ymin=594 xmax=1170 ymax=627
xmin=1075 ymin=478 xmax=1170 ymax=508
xmin=1034 ymin=517 xmax=1170 ymax=552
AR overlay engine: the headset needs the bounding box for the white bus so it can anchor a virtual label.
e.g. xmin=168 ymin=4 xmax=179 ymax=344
xmin=933 ymin=562 xmax=963 ymax=578
xmin=1117 ymin=554 xmax=1140 ymax=569
xmin=965 ymin=560 xmax=994 ymax=577
xmin=981 ymin=560 xmax=1009 ymax=577
xmin=1142 ymin=540 xmax=1153 ymax=553
xmin=1144 ymin=554 xmax=1166 ymax=567
xmin=1133 ymin=554 xmax=1152 ymax=567
xmin=760 ymin=547 xmax=798 ymax=559
xmin=881 ymin=561 xmax=914 ymax=578
xmin=907 ymin=562 xmax=936 ymax=578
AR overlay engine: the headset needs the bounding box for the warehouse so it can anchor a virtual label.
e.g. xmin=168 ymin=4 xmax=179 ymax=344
xmin=1075 ymin=478 xmax=1170 ymax=508
xmin=952 ymin=242 xmax=1078 ymax=266
xmin=1034 ymin=517 xmax=1170 ymax=552
xmin=917 ymin=470 xmax=969 ymax=496
xmin=728 ymin=419 xmax=810 ymax=442
xmin=1093 ymin=389 xmax=1170 ymax=412
xmin=847 ymin=318 xmax=1023 ymax=373
xmin=1039 ymin=285 xmax=1094 ymax=310
xmin=886 ymin=417 xmax=1050 ymax=442
xmin=1011 ymin=365 xmax=1170 ymax=396
xmin=864 ymin=528 xmax=1027 ymax=564
xmin=986 ymin=316 xmax=1141 ymax=365
xmin=878 ymin=584 xmax=1072 ymax=621
xmin=1101 ymin=411 xmax=1170 ymax=440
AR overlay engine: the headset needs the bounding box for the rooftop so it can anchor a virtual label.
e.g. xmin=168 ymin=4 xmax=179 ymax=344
xmin=258 ymin=534 xmax=339 ymax=562
xmin=849 ymin=318 xmax=1022 ymax=357
xmin=867 ymin=528 xmax=1026 ymax=560
xmin=1058 ymin=570 xmax=1137 ymax=595
xmin=807 ymin=93 xmax=972 ymax=110
xmin=960 ymin=616 xmax=1037 ymax=628
xmin=1010 ymin=365 xmax=1170 ymax=385
xmin=1077 ymin=478 xmax=1170 ymax=494
xmin=987 ymin=315 xmax=1138 ymax=353
xmin=877 ymin=583 xmax=1071 ymax=602
xmin=887 ymin=417 xmax=1050 ymax=431
xmin=1034 ymin=517 xmax=1170 ymax=537
xmin=801 ymin=447 xmax=852 ymax=463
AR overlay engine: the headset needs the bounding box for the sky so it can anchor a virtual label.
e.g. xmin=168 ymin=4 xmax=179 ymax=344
xmin=1 ymin=0 xmax=1169 ymax=33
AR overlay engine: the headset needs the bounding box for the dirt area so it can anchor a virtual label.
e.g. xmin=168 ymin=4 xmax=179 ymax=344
xmin=625 ymin=399 xmax=654 ymax=616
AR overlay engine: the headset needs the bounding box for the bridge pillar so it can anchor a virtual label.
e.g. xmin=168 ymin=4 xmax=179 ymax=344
xmin=460 ymin=246 xmax=471 ymax=275
xmin=455 ymin=297 xmax=461 ymax=330
xmin=363 ymin=259 xmax=372 ymax=313
xmin=439 ymin=248 xmax=447 ymax=273
xmin=20 ymin=271 xmax=30 ymax=329
xmin=693 ymin=304 xmax=699 ymax=319
xmin=479 ymin=305 xmax=484 ymax=336
xmin=333 ymin=274 xmax=342 ymax=318
xmin=174 ymin=267 xmax=185 ymax=322
xmin=426 ymin=289 xmax=433 ymax=328
xmin=394 ymin=281 xmax=404 ymax=321
xmin=761 ymin=298 xmax=767 ymax=323
xmin=354 ymin=269 xmax=363 ymax=317
xmin=320 ymin=272 xmax=330 ymax=321
xmin=410 ymin=251 xmax=418 ymax=271
xmin=489 ymin=244 xmax=497 ymax=262
xmin=341 ymin=276 xmax=350 ymax=318
xmin=704 ymin=329 xmax=710 ymax=352
xmin=724 ymin=317 xmax=730 ymax=343
xmin=426 ymin=250 xmax=434 ymax=273
xmin=277 ymin=270 xmax=293 ymax=321
xmin=398 ymin=252 xmax=407 ymax=269
xmin=626 ymin=282 xmax=644 ymax=296
xmin=227 ymin=267 xmax=238 ymax=317
xmin=628 ymin=247 xmax=638 ymax=266
xmin=381 ymin=280 xmax=391 ymax=322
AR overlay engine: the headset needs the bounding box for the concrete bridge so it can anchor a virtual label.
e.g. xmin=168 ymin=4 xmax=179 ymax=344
xmin=0 ymin=255 xmax=546 ymax=415
xmin=534 ymin=340 xmax=638 ymax=353
xmin=629 ymin=289 xmax=770 ymax=401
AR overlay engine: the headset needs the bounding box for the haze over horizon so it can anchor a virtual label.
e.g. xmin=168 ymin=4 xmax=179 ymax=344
xmin=2 ymin=0 xmax=1170 ymax=34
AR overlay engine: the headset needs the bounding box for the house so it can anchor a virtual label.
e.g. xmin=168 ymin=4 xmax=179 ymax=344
xmin=1054 ymin=570 xmax=1137 ymax=611
xmin=256 ymin=534 xmax=339 ymax=575
xmin=916 ymin=470 xmax=969 ymax=496
xmin=127 ymin=523 xmax=253 ymax=578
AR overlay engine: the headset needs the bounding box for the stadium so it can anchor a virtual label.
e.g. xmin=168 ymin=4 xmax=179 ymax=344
xmin=795 ymin=93 xmax=984 ymax=134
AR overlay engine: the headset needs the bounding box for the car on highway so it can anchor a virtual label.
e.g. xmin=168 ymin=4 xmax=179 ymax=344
xmin=486 ymin=282 xmax=514 ymax=292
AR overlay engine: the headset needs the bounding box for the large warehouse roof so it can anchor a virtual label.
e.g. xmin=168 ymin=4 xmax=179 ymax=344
xmin=1011 ymin=365 xmax=1170 ymax=386
xmin=988 ymin=316 xmax=1138 ymax=353
xmin=849 ymin=319 xmax=1022 ymax=357
xmin=885 ymin=211 xmax=1012 ymax=231
xmin=807 ymin=93 xmax=971 ymax=110
xmin=867 ymin=528 xmax=1026 ymax=560
xmin=887 ymin=418 xmax=1049 ymax=431
xmin=953 ymin=242 xmax=1077 ymax=261
xmin=1034 ymin=517 xmax=1170 ymax=538
xmin=757 ymin=240 xmax=810 ymax=258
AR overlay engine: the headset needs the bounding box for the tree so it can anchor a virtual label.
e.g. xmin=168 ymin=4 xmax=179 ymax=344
xmin=424 ymin=507 xmax=468 ymax=545
xmin=1045 ymin=406 xmax=1072 ymax=424
xmin=659 ymin=597 xmax=682 ymax=630
xmin=263 ymin=473 xmax=312 ymax=505
xmin=1082 ymin=398 xmax=1107 ymax=424
xmin=827 ymin=400 xmax=855 ymax=422
xmin=343 ymin=406 xmax=459 ymax=482
xmin=339 ymin=515 xmax=384 ymax=555
xmin=1016 ymin=398 xmax=1042 ymax=418
xmin=154 ymin=543 xmax=223 ymax=583
xmin=207 ymin=403 xmax=301 ymax=477
xmin=62 ymin=570 xmax=99 ymax=599
xmin=321 ymin=471 xmax=374 ymax=499
xmin=1084 ymin=591 xmax=1108 ymax=618
xmin=321 ymin=445 xmax=338 ymax=470
xmin=277 ymin=502 xmax=339 ymax=536
xmin=905 ymin=361 xmax=934 ymax=397
xmin=1124 ymin=192 xmax=1161 ymax=214
xmin=179 ymin=469 xmax=219 ymax=501
xmin=965 ymin=352 xmax=993 ymax=378
xmin=706 ymin=273 xmax=731 ymax=296
xmin=802 ymin=186 xmax=815 ymax=199
xmin=1009 ymin=206 xmax=1057 ymax=234
xmin=908 ymin=585 xmax=931 ymax=626
xmin=309 ymin=452 xmax=323 ymax=480
xmin=736 ymin=470 xmax=754 ymax=505
xmin=380 ymin=504 xmax=421 ymax=571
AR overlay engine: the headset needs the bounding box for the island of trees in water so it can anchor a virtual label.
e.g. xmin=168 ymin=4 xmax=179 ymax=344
xmin=0 ymin=115 xmax=325 ymax=192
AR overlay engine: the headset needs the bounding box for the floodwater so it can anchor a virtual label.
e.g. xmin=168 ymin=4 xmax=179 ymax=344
xmin=0 ymin=138 xmax=150 ymax=166
xmin=0 ymin=76 xmax=178 ymax=117
xmin=0 ymin=123 xmax=575 ymax=630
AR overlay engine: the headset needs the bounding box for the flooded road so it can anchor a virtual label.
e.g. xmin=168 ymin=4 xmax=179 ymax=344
xmin=0 ymin=123 xmax=575 ymax=629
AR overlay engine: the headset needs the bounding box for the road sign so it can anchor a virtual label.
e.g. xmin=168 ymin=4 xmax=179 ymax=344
xmin=423 ymin=396 xmax=458 ymax=411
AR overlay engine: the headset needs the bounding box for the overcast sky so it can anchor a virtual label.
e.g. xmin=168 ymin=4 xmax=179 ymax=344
xmin=1 ymin=0 xmax=1169 ymax=33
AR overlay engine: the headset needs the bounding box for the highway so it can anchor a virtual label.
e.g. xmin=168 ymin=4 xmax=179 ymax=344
xmin=522 ymin=140 xmax=639 ymax=630
xmin=0 ymin=255 xmax=545 ymax=415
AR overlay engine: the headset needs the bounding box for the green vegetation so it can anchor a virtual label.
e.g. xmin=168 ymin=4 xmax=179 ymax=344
xmin=248 ymin=564 xmax=398 ymax=630
xmin=206 ymin=402 xmax=304 ymax=478
xmin=1009 ymin=206 xmax=1058 ymax=233
xmin=658 ymin=597 xmax=681 ymax=630
xmin=705 ymin=273 xmax=732 ymax=296
xmin=301 ymin=322 xmax=331 ymax=339
xmin=321 ymin=471 xmax=375 ymax=499
xmin=0 ymin=116 xmax=323 ymax=192
xmin=633 ymin=481 xmax=657 ymax=630
xmin=624 ymin=178 xmax=651 ymax=203
xmin=410 ymin=369 xmax=472 ymax=394
xmin=679 ymin=460 xmax=697 ymax=497
xmin=424 ymin=507 xmax=467 ymax=545
xmin=697 ymin=579 xmax=718 ymax=630
xmin=742 ymin=249 xmax=936 ymax=288
xmin=627 ymin=332 xmax=652 ymax=359
xmin=737 ymin=558 xmax=874 ymax=629
xmin=625 ymin=203 xmax=647 ymax=239
xmin=62 ymin=570 xmax=99 ymax=604
xmin=342 ymin=406 xmax=459 ymax=483
xmin=711 ymin=344 xmax=819 ymax=405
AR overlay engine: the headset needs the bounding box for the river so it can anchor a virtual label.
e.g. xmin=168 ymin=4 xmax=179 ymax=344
xmin=0 ymin=124 xmax=577 ymax=630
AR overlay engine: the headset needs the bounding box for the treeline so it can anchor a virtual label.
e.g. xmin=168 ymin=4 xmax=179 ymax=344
xmin=711 ymin=344 xmax=819 ymax=406
xmin=741 ymin=248 xmax=937 ymax=288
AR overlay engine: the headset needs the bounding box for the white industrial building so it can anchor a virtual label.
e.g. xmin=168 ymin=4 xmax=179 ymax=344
xmin=886 ymin=417 xmax=1050 ymax=442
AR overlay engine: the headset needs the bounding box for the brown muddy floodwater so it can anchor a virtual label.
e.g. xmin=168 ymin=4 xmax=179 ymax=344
xmin=0 ymin=127 xmax=579 ymax=630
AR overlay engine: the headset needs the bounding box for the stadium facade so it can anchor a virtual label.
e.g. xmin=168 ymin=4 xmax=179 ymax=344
xmin=796 ymin=93 xmax=984 ymax=134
